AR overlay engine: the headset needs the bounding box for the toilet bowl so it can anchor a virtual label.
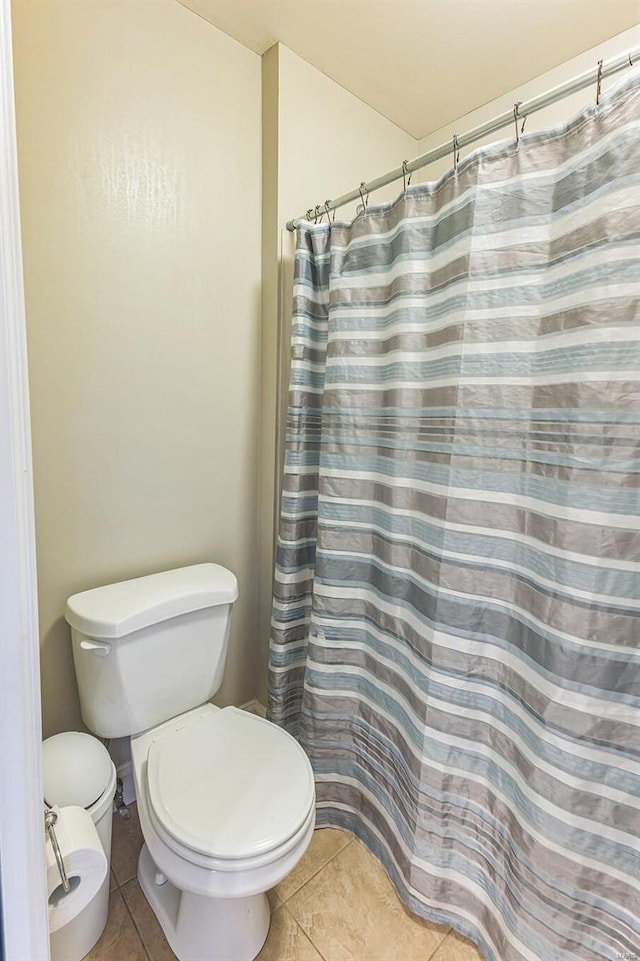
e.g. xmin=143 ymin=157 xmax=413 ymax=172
xmin=130 ymin=704 xmax=315 ymax=960
xmin=65 ymin=564 xmax=317 ymax=961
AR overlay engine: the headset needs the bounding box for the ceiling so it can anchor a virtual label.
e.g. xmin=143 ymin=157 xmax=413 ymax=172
xmin=177 ymin=0 xmax=640 ymax=139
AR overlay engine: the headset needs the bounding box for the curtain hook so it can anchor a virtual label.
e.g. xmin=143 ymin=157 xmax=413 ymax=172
xmin=452 ymin=134 xmax=460 ymax=174
xmin=402 ymin=160 xmax=412 ymax=195
xmin=358 ymin=182 xmax=369 ymax=212
xmin=324 ymin=200 xmax=334 ymax=226
xmin=513 ymin=102 xmax=523 ymax=145
xmin=630 ymin=52 xmax=635 ymax=67
xmin=306 ymin=208 xmax=314 ymax=223
xmin=596 ymin=59 xmax=603 ymax=105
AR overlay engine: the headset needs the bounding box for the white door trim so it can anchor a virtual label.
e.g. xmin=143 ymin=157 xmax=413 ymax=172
xmin=0 ymin=1 xmax=50 ymax=958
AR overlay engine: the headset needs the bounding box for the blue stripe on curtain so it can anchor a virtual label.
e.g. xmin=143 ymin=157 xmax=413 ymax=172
xmin=269 ymin=73 xmax=640 ymax=961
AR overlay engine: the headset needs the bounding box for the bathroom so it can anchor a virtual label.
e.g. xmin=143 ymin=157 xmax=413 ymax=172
xmin=1 ymin=1 xmax=639 ymax=960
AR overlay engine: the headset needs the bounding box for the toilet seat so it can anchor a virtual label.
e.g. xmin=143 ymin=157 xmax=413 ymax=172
xmin=146 ymin=707 xmax=315 ymax=870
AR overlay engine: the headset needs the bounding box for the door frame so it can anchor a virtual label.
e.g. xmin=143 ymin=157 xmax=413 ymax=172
xmin=0 ymin=1 xmax=49 ymax=957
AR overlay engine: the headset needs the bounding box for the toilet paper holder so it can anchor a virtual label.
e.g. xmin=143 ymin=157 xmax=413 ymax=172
xmin=44 ymin=808 xmax=71 ymax=894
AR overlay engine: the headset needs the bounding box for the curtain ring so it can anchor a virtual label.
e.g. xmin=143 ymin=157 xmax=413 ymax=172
xmin=596 ymin=59 xmax=603 ymax=105
xmin=358 ymin=182 xmax=369 ymax=212
xmin=453 ymin=134 xmax=460 ymax=174
xmin=402 ymin=160 xmax=412 ymax=195
xmin=314 ymin=204 xmax=322 ymax=224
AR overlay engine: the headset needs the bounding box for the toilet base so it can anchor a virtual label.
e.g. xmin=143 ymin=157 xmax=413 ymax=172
xmin=138 ymin=844 xmax=271 ymax=961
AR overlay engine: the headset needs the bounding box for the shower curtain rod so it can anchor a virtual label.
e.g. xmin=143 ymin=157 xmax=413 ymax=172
xmin=286 ymin=46 xmax=640 ymax=231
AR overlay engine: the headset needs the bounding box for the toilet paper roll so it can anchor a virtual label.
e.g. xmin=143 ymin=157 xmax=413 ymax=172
xmin=45 ymin=805 xmax=108 ymax=933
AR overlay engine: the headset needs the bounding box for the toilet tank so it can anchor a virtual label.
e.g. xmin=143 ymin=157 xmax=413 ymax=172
xmin=65 ymin=564 xmax=238 ymax=739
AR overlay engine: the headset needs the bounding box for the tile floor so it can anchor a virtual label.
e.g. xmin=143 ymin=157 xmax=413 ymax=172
xmin=89 ymin=803 xmax=485 ymax=961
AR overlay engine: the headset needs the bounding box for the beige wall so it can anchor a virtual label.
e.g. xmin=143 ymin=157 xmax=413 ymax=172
xmin=276 ymin=45 xmax=418 ymax=225
xmin=414 ymin=25 xmax=640 ymax=183
xmin=257 ymin=44 xmax=418 ymax=701
xmin=11 ymin=0 xmax=262 ymax=737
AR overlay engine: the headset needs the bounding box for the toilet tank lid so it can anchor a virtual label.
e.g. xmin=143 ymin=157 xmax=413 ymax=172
xmin=65 ymin=564 xmax=238 ymax=639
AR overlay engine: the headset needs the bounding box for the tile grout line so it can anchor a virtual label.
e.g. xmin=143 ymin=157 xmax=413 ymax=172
xmin=424 ymin=926 xmax=452 ymax=961
xmin=113 ymin=868 xmax=137 ymax=888
xmin=287 ymin=837 xmax=454 ymax=961
xmin=281 ymin=904 xmax=330 ymax=961
xmin=280 ymin=833 xmax=354 ymax=904
xmin=283 ymin=837 xmax=359 ymax=957
xmin=119 ymin=879 xmax=153 ymax=961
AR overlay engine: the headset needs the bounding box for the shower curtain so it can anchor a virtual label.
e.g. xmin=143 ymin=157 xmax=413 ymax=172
xmin=269 ymin=74 xmax=640 ymax=961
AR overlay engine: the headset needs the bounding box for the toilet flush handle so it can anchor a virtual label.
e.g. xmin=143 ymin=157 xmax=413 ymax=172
xmin=79 ymin=639 xmax=111 ymax=657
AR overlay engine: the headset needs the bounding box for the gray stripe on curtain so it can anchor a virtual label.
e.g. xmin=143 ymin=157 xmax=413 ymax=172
xmin=269 ymin=72 xmax=640 ymax=961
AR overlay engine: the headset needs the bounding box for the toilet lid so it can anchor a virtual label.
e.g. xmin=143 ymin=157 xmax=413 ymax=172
xmin=146 ymin=707 xmax=315 ymax=861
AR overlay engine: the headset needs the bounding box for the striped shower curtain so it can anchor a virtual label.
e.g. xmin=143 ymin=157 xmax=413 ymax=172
xmin=269 ymin=75 xmax=640 ymax=961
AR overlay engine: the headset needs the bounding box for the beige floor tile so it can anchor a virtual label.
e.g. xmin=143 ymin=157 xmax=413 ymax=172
xmin=268 ymin=887 xmax=283 ymax=911
xmin=288 ymin=839 xmax=448 ymax=961
xmin=276 ymin=828 xmax=352 ymax=902
xmin=111 ymin=803 xmax=144 ymax=886
xmin=243 ymin=700 xmax=267 ymax=718
xmin=83 ymin=889 xmax=147 ymax=961
xmin=428 ymin=929 xmax=485 ymax=961
xmin=122 ymin=878 xmax=177 ymax=961
xmin=257 ymin=906 xmax=324 ymax=961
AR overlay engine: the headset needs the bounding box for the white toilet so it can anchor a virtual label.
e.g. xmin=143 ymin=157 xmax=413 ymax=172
xmin=65 ymin=564 xmax=316 ymax=961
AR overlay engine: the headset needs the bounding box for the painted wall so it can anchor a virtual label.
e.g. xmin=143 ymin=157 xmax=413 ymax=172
xmin=276 ymin=45 xmax=418 ymax=224
xmin=11 ymin=0 xmax=262 ymax=737
xmin=257 ymin=44 xmax=418 ymax=701
xmin=413 ymin=25 xmax=640 ymax=184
